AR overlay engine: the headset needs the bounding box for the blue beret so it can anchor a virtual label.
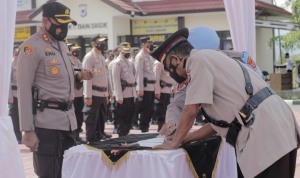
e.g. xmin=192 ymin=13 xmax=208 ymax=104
xmin=187 ymin=26 xmax=220 ymax=50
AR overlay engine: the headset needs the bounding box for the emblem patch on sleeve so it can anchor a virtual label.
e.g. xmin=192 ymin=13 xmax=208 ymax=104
xmin=23 ymin=45 xmax=34 ymax=56
xmin=51 ymin=66 xmax=59 ymax=75
xmin=140 ymin=57 xmax=143 ymax=60
xmin=156 ymin=63 xmax=160 ymax=70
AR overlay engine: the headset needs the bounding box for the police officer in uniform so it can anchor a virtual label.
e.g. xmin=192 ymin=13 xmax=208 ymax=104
xmin=153 ymin=45 xmax=175 ymax=132
xmin=153 ymin=28 xmax=300 ymax=178
xmin=70 ymin=43 xmax=87 ymax=144
xmin=112 ymin=43 xmax=137 ymax=137
xmin=8 ymin=46 xmax=22 ymax=144
xmin=108 ymin=45 xmax=122 ymax=134
xmin=129 ymin=47 xmax=140 ymax=129
xmin=135 ymin=37 xmax=156 ymax=132
xmin=17 ymin=2 xmax=94 ymax=177
xmin=105 ymin=50 xmax=114 ymax=66
xmin=82 ymin=34 xmax=112 ymax=143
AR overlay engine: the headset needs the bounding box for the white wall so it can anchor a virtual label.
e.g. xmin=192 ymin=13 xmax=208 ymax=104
xmin=112 ymin=17 xmax=131 ymax=47
xmin=184 ymin=12 xmax=230 ymax=31
xmin=256 ymin=27 xmax=274 ymax=73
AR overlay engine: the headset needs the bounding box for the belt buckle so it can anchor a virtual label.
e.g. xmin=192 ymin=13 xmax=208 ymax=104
xmin=243 ymin=113 xmax=255 ymax=127
xmin=65 ymin=101 xmax=72 ymax=111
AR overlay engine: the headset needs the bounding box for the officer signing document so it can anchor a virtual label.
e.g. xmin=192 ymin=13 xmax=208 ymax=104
xmin=152 ymin=28 xmax=300 ymax=178
xmin=17 ymin=2 xmax=94 ymax=177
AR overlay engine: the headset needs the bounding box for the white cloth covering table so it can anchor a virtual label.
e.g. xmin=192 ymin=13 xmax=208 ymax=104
xmin=62 ymin=137 xmax=237 ymax=178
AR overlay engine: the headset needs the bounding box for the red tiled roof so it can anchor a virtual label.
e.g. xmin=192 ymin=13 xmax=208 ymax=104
xmin=103 ymin=0 xmax=291 ymax=16
xmin=16 ymin=10 xmax=35 ymax=24
xmin=255 ymin=1 xmax=292 ymax=16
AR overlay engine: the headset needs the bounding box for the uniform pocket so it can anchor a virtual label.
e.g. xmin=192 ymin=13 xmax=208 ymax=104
xmin=34 ymin=143 xmax=54 ymax=177
xmin=44 ymin=57 xmax=64 ymax=78
xmin=122 ymin=66 xmax=132 ymax=78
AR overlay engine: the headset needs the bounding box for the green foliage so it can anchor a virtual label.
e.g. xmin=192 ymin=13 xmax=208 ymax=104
xmin=268 ymin=0 xmax=300 ymax=51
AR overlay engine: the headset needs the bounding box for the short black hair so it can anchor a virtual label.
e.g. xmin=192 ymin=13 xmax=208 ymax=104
xmin=285 ymin=53 xmax=289 ymax=56
xmin=167 ymin=41 xmax=194 ymax=59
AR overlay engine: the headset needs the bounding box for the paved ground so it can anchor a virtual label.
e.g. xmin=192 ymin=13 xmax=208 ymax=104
xmin=21 ymin=106 xmax=300 ymax=178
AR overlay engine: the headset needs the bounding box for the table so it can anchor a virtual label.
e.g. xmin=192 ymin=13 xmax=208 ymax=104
xmin=62 ymin=135 xmax=237 ymax=178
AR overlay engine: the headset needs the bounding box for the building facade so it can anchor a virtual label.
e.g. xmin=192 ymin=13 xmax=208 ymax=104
xmin=15 ymin=0 xmax=292 ymax=74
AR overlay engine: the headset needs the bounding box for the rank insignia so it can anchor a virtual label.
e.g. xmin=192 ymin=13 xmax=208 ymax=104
xmin=97 ymin=69 xmax=101 ymax=73
xmin=50 ymin=58 xmax=58 ymax=64
xmin=140 ymin=57 xmax=143 ymax=60
xmin=42 ymin=34 xmax=50 ymax=42
xmin=95 ymin=59 xmax=99 ymax=62
xmin=23 ymin=44 xmax=34 ymax=56
xmin=247 ymin=55 xmax=256 ymax=69
xmin=51 ymin=66 xmax=59 ymax=75
xmin=45 ymin=47 xmax=52 ymax=51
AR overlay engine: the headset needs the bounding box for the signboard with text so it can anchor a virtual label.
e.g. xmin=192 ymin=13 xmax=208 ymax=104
xmin=17 ymin=0 xmax=32 ymax=11
xmin=14 ymin=27 xmax=31 ymax=41
xmin=132 ymin=18 xmax=178 ymax=35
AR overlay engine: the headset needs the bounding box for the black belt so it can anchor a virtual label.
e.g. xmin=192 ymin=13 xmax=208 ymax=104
xmin=92 ymin=86 xmax=107 ymax=92
xmin=11 ymin=85 xmax=17 ymax=90
xmin=144 ymin=78 xmax=156 ymax=87
xmin=202 ymin=60 xmax=275 ymax=147
xmin=37 ymin=100 xmax=73 ymax=112
xmin=126 ymin=83 xmax=136 ymax=87
xmin=160 ymin=80 xmax=172 ymax=88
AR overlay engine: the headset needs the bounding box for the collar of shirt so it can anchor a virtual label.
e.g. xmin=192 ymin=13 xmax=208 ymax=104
xmin=92 ymin=48 xmax=103 ymax=57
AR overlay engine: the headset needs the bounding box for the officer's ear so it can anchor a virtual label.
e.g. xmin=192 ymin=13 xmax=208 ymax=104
xmin=42 ymin=17 xmax=49 ymax=26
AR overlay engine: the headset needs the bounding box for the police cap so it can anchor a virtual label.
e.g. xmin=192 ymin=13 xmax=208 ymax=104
xmin=42 ymin=2 xmax=77 ymax=25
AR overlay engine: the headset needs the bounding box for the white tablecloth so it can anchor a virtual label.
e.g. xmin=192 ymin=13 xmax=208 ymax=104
xmin=62 ymin=138 xmax=237 ymax=178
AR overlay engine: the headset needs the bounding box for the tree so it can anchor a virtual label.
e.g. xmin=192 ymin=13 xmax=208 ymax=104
xmin=268 ymin=1 xmax=300 ymax=52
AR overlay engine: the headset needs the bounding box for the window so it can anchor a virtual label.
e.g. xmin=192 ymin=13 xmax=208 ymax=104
xmin=117 ymin=36 xmax=126 ymax=45
xmin=216 ymin=31 xmax=233 ymax=50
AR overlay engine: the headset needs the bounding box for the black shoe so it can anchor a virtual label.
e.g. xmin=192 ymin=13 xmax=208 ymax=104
xmin=87 ymin=140 xmax=101 ymax=145
xmin=97 ymin=134 xmax=106 ymax=141
xmin=141 ymin=129 xmax=149 ymax=133
xmin=151 ymin=120 xmax=158 ymax=125
xmin=118 ymin=133 xmax=127 ymax=137
xmin=76 ymin=137 xmax=87 ymax=145
xmin=157 ymin=122 xmax=164 ymax=132
xmin=103 ymin=132 xmax=112 ymax=138
xmin=113 ymin=128 xmax=118 ymax=134
xmin=132 ymin=124 xmax=140 ymax=130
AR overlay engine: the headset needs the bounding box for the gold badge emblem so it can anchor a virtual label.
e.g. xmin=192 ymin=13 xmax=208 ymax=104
xmin=42 ymin=34 xmax=50 ymax=42
xmin=51 ymin=67 xmax=59 ymax=75
xmin=50 ymin=58 xmax=58 ymax=64
xmin=45 ymin=47 xmax=52 ymax=51
xmin=140 ymin=57 xmax=143 ymax=61
xmin=65 ymin=9 xmax=70 ymax=15
xmin=97 ymin=69 xmax=101 ymax=73
xmin=56 ymin=28 xmax=62 ymax=35
xmin=23 ymin=44 xmax=34 ymax=57
xmin=95 ymin=60 xmax=99 ymax=62
xmin=109 ymin=65 xmax=112 ymax=70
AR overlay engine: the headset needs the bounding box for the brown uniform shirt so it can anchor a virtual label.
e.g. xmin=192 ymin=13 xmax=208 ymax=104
xmin=82 ymin=49 xmax=109 ymax=98
xmin=184 ymin=49 xmax=300 ymax=178
xmin=17 ymin=27 xmax=77 ymax=131
xmin=112 ymin=58 xmax=136 ymax=100
xmin=9 ymin=60 xmax=18 ymax=100
xmin=153 ymin=60 xmax=174 ymax=94
xmin=134 ymin=50 xmax=155 ymax=92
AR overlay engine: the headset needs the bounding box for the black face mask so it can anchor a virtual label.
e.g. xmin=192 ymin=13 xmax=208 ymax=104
xmin=109 ymin=55 xmax=114 ymax=60
xmin=72 ymin=51 xmax=79 ymax=57
xmin=123 ymin=52 xmax=130 ymax=59
xmin=149 ymin=45 xmax=154 ymax=52
xmin=46 ymin=18 xmax=68 ymax=41
xmin=168 ymin=57 xmax=187 ymax=84
xmin=96 ymin=43 xmax=106 ymax=51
